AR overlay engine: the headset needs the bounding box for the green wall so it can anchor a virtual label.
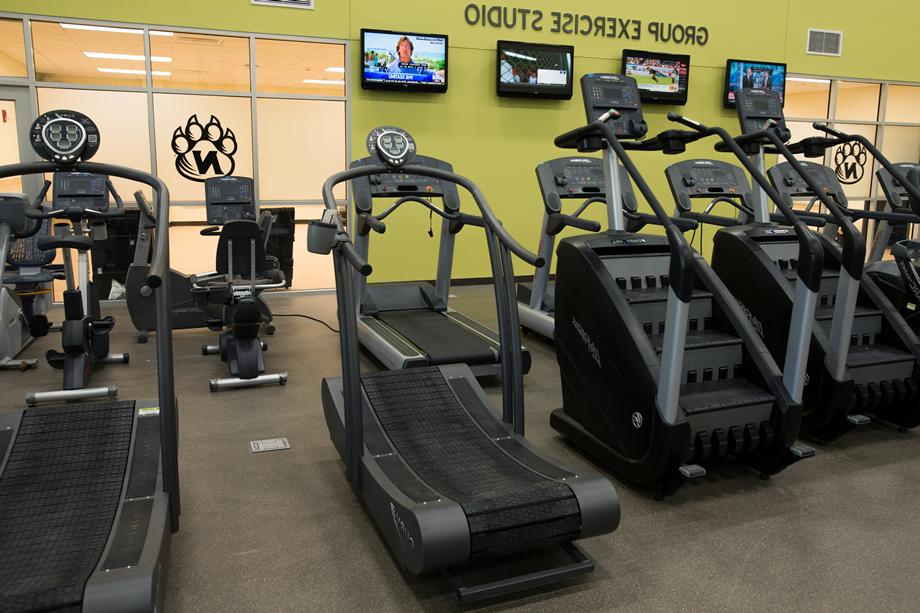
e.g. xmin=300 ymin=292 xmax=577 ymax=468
xmin=4 ymin=0 xmax=920 ymax=281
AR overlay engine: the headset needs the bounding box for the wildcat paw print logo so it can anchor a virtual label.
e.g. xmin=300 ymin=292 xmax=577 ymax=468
xmin=834 ymin=141 xmax=868 ymax=185
xmin=171 ymin=115 xmax=237 ymax=182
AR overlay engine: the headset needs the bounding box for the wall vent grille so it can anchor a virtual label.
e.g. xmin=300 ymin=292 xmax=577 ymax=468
xmin=807 ymin=29 xmax=843 ymax=56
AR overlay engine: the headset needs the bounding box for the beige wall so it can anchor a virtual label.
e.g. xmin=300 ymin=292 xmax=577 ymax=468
xmin=0 ymin=100 xmax=22 ymax=193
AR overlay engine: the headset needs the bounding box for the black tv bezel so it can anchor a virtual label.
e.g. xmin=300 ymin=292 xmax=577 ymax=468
xmin=496 ymin=40 xmax=575 ymax=100
xmin=621 ymin=48 xmax=691 ymax=106
xmin=723 ymin=58 xmax=788 ymax=108
xmin=360 ymin=28 xmax=449 ymax=94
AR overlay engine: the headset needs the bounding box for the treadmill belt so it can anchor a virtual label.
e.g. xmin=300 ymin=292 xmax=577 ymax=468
xmin=378 ymin=310 xmax=497 ymax=366
xmin=362 ymin=368 xmax=581 ymax=558
xmin=0 ymin=401 xmax=136 ymax=613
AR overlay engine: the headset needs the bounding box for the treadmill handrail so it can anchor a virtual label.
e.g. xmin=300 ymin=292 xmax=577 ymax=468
xmin=555 ymin=118 xmax=696 ymax=303
xmin=813 ymin=123 xmax=920 ymax=213
xmin=0 ymin=158 xmax=179 ymax=531
xmin=667 ymin=113 xmax=826 ymax=293
xmin=375 ymin=194 xmax=459 ymax=222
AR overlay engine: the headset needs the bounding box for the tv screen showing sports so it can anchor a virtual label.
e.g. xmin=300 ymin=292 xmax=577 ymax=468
xmin=724 ymin=59 xmax=787 ymax=107
xmin=361 ymin=29 xmax=448 ymax=93
xmin=496 ymin=40 xmax=574 ymax=99
xmin=622 ymin=49 xmax=690 ymax=105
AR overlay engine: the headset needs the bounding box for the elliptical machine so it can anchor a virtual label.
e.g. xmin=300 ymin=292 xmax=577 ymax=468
xmin=549 ymin=75 xmax=818 ymax=497
xmin=667 ymin=88 xmax=920 ymax=440
xmin=26 ymin=172 xmax=130 ymax=405
xmin=0 ymin=192 xmax=54 ymax=369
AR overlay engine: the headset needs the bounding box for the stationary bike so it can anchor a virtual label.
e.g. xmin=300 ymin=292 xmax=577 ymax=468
xmin=0 ymin=190 xmax=54 ymax=370
xmin=26 ymin=171 xmax=130 ymax=405
xmin=192 ymin=176 xmax=286 ymax=392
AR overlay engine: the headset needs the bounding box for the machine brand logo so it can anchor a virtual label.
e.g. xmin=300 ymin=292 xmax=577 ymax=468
xmin=571 ymin=316 xmax=601 ymax=367
xmin=631 ymin=412 xmax=643 ymax=429
xmin=834 ymin=141 xmax=868 ymax=185
xmin=571 ymin=158 xmax=593 ymax=163
xmin=696 ymin=161 xmax=714 ymax=165
xmin=390 ymin=503 xmax=416 ymax=551
xmin=736 ymin=299 xmax=764 ymax=338
xmin=896 ymin=257 xmax=920 ymax=302
xmin=171 ymin=115 xmax=237 ymax=182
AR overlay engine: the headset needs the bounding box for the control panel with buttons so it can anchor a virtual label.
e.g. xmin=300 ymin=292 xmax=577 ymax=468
xmin=580 ymin=74 xmax=648 ymax=140
xmin=30 ymin=110 xmax=100 ymax=164
xmin=204 ymin=176 xmax=257 ymax=225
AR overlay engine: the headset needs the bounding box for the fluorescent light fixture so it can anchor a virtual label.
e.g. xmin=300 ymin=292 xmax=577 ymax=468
xmin=505 ymin=50 xmax=537 ymax=61
xmin=787 ymin=77 xmax=831 ymax=84
xmin=325 ymin=67 xmax=345 ymax=73
xmin=61 ymin=23 xmax=173 ymax=36
xmin=85 ymin=51 xmax=172 ymax=62
xmin=302 ymin=79 xmax=345 ymax=85
xmin=97 ymin=67 xmax=171 ymax=76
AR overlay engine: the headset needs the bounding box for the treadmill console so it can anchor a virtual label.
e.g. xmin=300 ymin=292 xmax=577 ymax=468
xmin=366 ymin=126 xmax=416 ymax=168
xmin=877 ymin=163 xmax=920 ymax=208
xmin=351 ymin=155 xmax=461 ymax=213
xmin=767 ymin=161 xmax=848 ymax=206
xmin=52 ymin=172 xmax=109 ymax=212
xmin=580 ymin=74 xmax=648 ymax=139
xmin=535 ymin=157 xmax=638 ymax=213
xmin=734 ymin=88 xmax=791 ymax=142
xmin=204 ymin=176 xmax=256 ymax=225
xmin=665 ymin=160 xmax=754 ymax=212
xmin=30 ymin=110 xmax=100 ymax=164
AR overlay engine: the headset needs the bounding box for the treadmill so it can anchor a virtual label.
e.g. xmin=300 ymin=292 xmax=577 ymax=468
xmin=0 ymin=109 xmax=179 ymax=612
xmin=309 ymin=126 xmax=620 ymax=602
xmin=350 ymin=155 xmax=531 ymax=376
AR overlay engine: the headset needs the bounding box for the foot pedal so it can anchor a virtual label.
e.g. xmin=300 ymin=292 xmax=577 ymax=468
xmin=791 ymin=444 xmax=816 ymax=459
xmin=678 ymin=464 xmax=706 ymax=479
xmin=847 ymin=414 xmax=871 ymax=426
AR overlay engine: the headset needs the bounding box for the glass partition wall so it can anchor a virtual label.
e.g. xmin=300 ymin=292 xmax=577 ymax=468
xmin=0 ymin=13 xmax=348 ymax=290
xmin=785 ymin=76 xmax=920 ymax=257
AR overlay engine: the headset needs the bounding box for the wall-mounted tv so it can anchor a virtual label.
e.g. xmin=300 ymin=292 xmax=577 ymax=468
xmin=496 ymin=40 xmax=574 ymax=99
xmin=723 ymin=58 xmax=787 ymax=107
xmin=621 ymin=49 xmax=690 ymax=106
xmin=361 ymin=28 xmax=448 ymax=93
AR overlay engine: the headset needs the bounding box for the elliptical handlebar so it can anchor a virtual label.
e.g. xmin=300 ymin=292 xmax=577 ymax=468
xmin=668 ymin=112 xmax=827 ymax=292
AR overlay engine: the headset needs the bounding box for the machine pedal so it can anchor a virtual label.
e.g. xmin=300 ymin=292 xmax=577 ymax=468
xmin=678 ymin=464 xmax=707 ymax=479
xmin=847 ymin=414 xmax=871 ymax=426
xmin=790 ymin=444 xmax=816 ymax=459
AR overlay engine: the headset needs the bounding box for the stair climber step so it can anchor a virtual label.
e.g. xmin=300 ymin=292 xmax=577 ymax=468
xmin=648 ymin=328 xmax=745 ymax=386
xmin=679 ymin=377 xmax=775 ymax=415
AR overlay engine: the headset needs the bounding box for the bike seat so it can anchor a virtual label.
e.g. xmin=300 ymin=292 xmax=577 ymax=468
xmin=37 ymin=236 xmax=94 ymax=252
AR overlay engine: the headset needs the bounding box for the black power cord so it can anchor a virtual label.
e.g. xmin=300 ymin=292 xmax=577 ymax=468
xmin=272 ymin=313 xmax=339 ymax=334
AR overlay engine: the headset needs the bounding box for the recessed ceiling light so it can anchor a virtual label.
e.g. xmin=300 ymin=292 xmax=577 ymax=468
xmin=85 ymin=51 xmax=172 ymax=62
xmin=325 ymin=67 xmax=345 ymax=73
xmin=61 ymin=23 xmax=173 ymax=36
xmin=302 ymin=79 xmax=345 ymax=85
xmin=97 ymin=67 xmax=171 ymax=76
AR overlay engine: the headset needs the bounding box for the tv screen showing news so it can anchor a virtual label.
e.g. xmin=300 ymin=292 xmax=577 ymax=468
xmin=724 ymin=59 xmax=787 ymax=107
xmin=361 ymin=29 xmax=448 ymax=93
xmin=622 ymin=49 xmax=690 ymax=106
xmin=496 ymin=40 xmax=574 ymax=99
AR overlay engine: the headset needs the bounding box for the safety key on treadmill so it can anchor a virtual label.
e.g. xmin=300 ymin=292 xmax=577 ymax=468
xmin=30 ymin=109 xmax=101 ymax=165
xmin=366 ymin=126 xmax=416 ymax=168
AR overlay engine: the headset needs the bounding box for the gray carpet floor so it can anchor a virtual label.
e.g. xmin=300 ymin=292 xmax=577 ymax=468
xmin=4 ymin=286 xmax=920 ymax=612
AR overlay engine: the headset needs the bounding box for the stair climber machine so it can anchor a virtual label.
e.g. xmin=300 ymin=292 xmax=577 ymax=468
xmin=308 ymin=127 xmax=620 ymax=602
xmin=0 ymin=109 xmax=180 ymax=612
xmin=549 ymin=75 xmax=817 ymax=498
xmin=0 ymin=191 xmax=55 ymax=370
xmin=670 ymin=87 xmax=920 ymax=440
xmin=25 ymin=170 xmax=135 ymax=405
xmin=869 ymin=162 xmax=920 ymax=265
xmin=518 ymin=153 xmax=700 ymax=340
xmin=349 ymin=153 xmax=532 ymax=376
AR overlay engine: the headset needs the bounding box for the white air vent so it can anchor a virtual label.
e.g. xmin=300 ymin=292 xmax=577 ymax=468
xmin=251 ymin=0 xmax=314 ymax=8
xmin=807 ymin=28 xmax=843 ymax=56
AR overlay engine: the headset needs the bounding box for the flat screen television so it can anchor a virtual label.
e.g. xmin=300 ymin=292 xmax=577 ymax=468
xmin=361 ymin=29 xmax=448 ymax=93
xmin=723 ymin=59 xmax=787 ymax=107
xmin=621 ymin=49 xmax=690 ymax=105
xmin=496 ymin=40 xmax=574 ymax=99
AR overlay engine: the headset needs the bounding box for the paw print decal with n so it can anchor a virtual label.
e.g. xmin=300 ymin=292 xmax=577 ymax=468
xmin=834 ymin=141 xmax=868 ymax=185
xmin=171 ymin=115 xmax=237 ymax=182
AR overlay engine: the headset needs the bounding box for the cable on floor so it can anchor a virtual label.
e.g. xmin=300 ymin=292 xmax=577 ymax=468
xmin=272 ymin=313 xmax=339 ymax=334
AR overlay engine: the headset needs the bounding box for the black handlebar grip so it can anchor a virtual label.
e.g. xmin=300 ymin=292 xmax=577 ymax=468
xmin=342 ymin=241 xmax=372 ymax=276
xmin=563 ymin=214 xmax=601 ymax=232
